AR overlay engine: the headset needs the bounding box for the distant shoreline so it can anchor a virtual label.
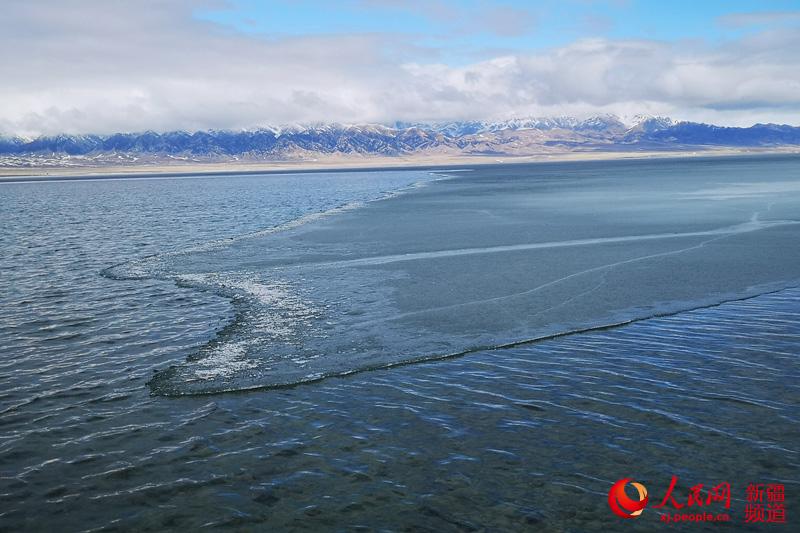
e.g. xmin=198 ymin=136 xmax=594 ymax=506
xmin=2 ymin=147 xmax=798 ymax=182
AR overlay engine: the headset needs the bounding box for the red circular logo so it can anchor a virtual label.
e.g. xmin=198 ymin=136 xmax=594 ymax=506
xmin=608 ymin=478 xmax=649 ymax=518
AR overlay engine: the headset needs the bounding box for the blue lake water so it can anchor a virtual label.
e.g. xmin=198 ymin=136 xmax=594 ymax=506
xmin=1 ymin=156 xmax=799 ymax=531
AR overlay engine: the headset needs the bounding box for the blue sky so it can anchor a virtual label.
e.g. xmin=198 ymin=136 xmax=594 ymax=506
xmin=197 ymin=0 xmax=800 ymax=62
xmin=2 ymin=0 xmax=800 ymax=134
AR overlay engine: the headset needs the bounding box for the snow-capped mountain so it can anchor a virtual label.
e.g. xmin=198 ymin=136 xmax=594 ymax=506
xmin=1 ymin=116 xmax=799 ymax=166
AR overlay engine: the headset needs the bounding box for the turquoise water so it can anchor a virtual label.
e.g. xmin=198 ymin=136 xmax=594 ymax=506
xmin=1 ymin=157 xmax=799 ymax=531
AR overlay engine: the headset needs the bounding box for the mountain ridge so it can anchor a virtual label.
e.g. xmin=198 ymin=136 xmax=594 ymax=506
xmin=2 ymin=116 xmax=799 ymax=166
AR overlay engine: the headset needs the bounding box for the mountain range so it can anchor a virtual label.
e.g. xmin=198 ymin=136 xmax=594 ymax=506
xmin=2 ymin=115 xmax=799 ymax=167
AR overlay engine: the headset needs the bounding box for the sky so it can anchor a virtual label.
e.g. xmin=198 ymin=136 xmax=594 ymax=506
xmin=2 ymin=0 xmax=800 ymax=135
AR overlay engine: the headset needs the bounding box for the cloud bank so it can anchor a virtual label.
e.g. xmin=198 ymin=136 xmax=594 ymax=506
xmin=2 ymin=0 xmax=800 ymax=135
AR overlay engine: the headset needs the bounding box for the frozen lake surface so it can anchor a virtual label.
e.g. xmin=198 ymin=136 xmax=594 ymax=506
xmin=108 ymin=156 xmax=800 ymax=395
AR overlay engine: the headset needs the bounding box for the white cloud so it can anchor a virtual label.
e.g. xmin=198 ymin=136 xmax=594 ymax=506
xmin=1 ymin=1 xmax=799 ymax=135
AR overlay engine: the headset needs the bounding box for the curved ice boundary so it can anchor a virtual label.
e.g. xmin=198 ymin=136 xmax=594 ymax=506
xmin=101 ymin=169 xmax=461 ymax=390
xmin=110 ymin=157 xmax=800 ymax=396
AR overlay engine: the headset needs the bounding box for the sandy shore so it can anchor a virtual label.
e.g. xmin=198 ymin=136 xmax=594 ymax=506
xmin=1 ymin=147 xmax=798 ymax=181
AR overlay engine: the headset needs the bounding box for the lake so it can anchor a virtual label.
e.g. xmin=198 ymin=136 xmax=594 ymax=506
xmin=1 ymin=156 xmax=798 ymax=531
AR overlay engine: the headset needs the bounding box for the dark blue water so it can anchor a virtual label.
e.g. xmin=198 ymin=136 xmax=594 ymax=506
xmin=1 ymin=158 xmax=799 ymax=531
